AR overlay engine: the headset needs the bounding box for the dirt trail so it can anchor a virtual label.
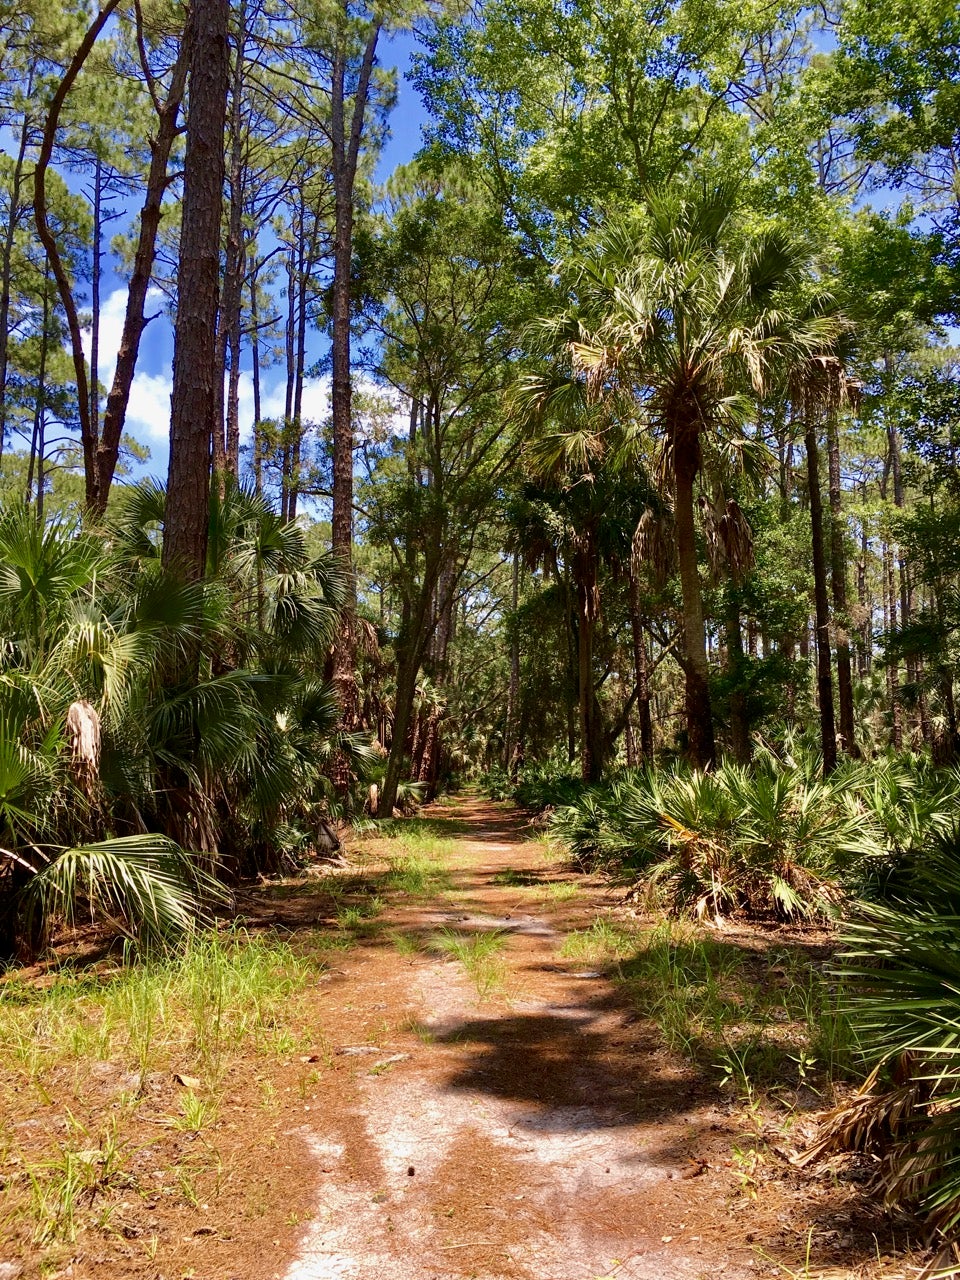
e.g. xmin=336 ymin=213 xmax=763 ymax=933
xmin=283 ymin=797 xmax=762 ymax=1280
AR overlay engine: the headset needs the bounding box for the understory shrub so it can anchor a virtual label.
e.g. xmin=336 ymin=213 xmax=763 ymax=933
xmin=548 ymin=749 xmax=960 ymax=919
xmin=807 ymin=831 xmax=960 ymax=1251
xmin=511 ymin=761 xmax=586 ymax=812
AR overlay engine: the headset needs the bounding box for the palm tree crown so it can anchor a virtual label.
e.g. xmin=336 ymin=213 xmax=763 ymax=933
xmin=557 ymin=183 xmax=840 ymax=765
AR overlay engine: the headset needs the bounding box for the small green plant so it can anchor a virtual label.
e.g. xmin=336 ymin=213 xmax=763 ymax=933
xmin=388 ymin=931 xmax=422 ymax=956
xmin=26 ymin=1116 xmax=129 ymax=1245
xmin=491 ymin=869 xmax=539 ymax=887
xmin=384 ymin=849 xmax=451 ymax=896
xmin=432 ymin=928 xmax=509 ymax=998
xmin=396 ymin=1014 xmax=436 ymax=1043
xmin=544 ymin=881 xmax=579 ymax=903
xmin=614 ymin=921 xmax=852 ymax=1096
xmin=336 ymin=896 xmax=383 ymax=933
xmin=560 ymin=917 xmax=636 ymax=963
xmin=174 ymin=1091 xmax=218 ymax=1132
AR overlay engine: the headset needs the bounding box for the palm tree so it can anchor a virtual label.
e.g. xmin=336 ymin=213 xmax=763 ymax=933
xmin=0 ymin=482 xmax=370 ymax=958
xmin=567 ymin=183 xmax=838 ymax=767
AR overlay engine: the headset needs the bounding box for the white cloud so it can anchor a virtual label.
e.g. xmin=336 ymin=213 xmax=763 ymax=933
xmin=125 ymin=371 xmax=174 ymax=444
xmin=83 ymin=290 xmax=409 ymax=458
xmin=82 ymin=287 xmax=173 ymax=447
xmin=259 ymin=375 xmax=331 ymax=424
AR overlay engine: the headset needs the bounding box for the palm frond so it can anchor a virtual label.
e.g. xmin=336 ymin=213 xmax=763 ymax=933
xmin=20 ymin=834 xmax=228 ymax=951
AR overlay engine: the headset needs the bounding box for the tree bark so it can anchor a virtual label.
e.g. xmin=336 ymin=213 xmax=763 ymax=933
xmin=576 ymin=574 xmax=600 ymax=783
xmin=33 ymin=0 xmax=122 ymax=512
xmin=26 ymin=267 xmax=50 ymax=509
xmin=826 ymin=413 xmax=856 ymax=754
xmin=0 ymin=100 xmax=33 ymax=467
xmin=857 ymin=511 xmax=870 ymax=676
xmin=725 ymin=590 xmax=751 ymax=764
xmin=884 ymin=540 xmax=903 ymax=749
xmin=163 ymin=0 xmax=229 ymax=580
xmin=214 ymin=0 xmax=248 ymax=481
xmin=90 ymin=156 xmax=102 ymax=434
xmin=805 ymin=418 xmax=837 ymax=772
xmin=503 ymin=553 xmax=521 ymax=770
xmin=674 ymin=440 xmax=715 ymax=768
xmin=627 ymin=571 xmax=654 ymax=763
xmin=96 ymin=27 xmax=189 ymax=513
xmin=250 ymin=268 xmax=263 ymax=492
xmin=329 ymin=19 xmax=381 ymax=751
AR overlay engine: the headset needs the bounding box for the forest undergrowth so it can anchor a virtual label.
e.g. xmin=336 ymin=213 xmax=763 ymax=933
xmin=0 ymin=803 xmax=927 ymax=1280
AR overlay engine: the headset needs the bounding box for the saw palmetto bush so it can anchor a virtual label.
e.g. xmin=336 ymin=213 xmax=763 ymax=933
xmin=0 ymin=483 xmax=371 ymax=959
xmin=804 ymin=831 xmax=960 ymax=1255
xmin=548 ymin=749 xmax=960 ymax=919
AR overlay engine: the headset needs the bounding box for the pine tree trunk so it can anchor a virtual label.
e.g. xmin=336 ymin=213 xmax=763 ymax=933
xmin=884 ymin=542 xmax=903 ymax=749
xmin=827 ymin=414 xmax=856 ymax=753
xmin=250 ymin=269 xmax=263 ymax=493
xmin=90 ymin=156 xmax=102 ymax=435
xmin=26 ymin=269 xmax=50 ymax=508
xmin=163 ymin=0 xmax=229 ymax=580
xmin=504 ymin=553 xmax=520 ymax=770
xmin=329 ymin=21 xmax=381 ymax=760
xmin=96 ymin=31 xmax=189 ymax=513
xmin=577 ymin=581 xmax=598 ymax=783
xmin=857 ymin=513 xmax=870 ymax=676
xmin=214 ymin=5 xmax=248 ymax=481
xmin=627 ymin=571 xmax=654 ymax=763
xmin=0 ymin=104 xmax=32 ymax=467
xmin=805 ymin=419 xmax=837 ymax=772
xmin=564 ymin=569 xmax=577 ymax=765
xmin=725 ymin=591 xmax=751 ymax=764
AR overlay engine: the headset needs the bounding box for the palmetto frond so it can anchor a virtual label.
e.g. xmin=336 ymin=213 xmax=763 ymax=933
xmin=813 ymin=834 xmax=960 ymax=1239
xmin=18 ymin=835 xmax=227 ymax=951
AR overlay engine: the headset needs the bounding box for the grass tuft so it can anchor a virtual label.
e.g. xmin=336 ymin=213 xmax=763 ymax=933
xmin=431 ymin=927 xmax=509 ymax=998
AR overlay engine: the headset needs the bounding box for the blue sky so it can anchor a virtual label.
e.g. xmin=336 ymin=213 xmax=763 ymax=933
xmin=94 ymin=32 xmax=430 ymax=478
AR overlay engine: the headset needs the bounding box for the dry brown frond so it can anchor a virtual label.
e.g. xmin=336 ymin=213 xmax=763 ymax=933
xmin=797 ymin=1063 xmax=923 ymax=1168
xmin=65 ymin=699 xmax=101 ymax=797
xmin=792 ymin=353 xmax=858 ymax=422
xmin=632 ymin=506 xmax=675 ymax=587
xmin=698 ymin=495 xmax=754 ymax=582
xmin=356 ymin=617 xmax=381 ymax=662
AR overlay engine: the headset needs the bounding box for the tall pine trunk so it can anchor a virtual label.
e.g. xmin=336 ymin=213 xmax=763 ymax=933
xmin=329 ymin=20 xmax=380 ymax=764
xmin=163 ymin=0 xmax=229 ymax=581
xmin=0 ymin=101 xmax=33 ymax=466
xmin=96 ymin=30 xmax=189 ymax=513
xmin=627 ymin=571 xmax=654 ymax=763
xmin=805 ymin=418 xmax=837 ymax=772
xmin=725 ymin=590 xmax=751 ymax=764
xmin=826 ymin=413 xmax=856 ymax=753
xmin=214 ymin=2 xmax=248 ymax=481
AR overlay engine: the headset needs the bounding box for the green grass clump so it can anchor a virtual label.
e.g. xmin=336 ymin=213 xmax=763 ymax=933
xmin=0 ymin=927 xmax=325 ymax=1256
xmin=374 ymin=817 xmax=468 ymax=841
xmin=335 ymin=895 xmax=383 ymax=935
xmin=384 ymin=844 xmax=452 ymax=896
xmin=543 ymin=881 xmax=580 ymax=904
xmin=491 ymin=868 xmax=540 ymax=887
xmin=616 ymin=921 xmax=853 ymax=1094
xmin=431 ymin=927 xmax=508 ymax=998
xmin=559 ymin=917 xmax=636 ymax=963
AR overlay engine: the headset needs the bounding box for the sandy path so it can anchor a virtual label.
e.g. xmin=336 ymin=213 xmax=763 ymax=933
xmin=283 ymin=797 xmax=757 ymax=1280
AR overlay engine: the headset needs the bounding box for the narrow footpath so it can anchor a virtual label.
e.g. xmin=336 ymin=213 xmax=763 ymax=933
xmin=282 ymin=797 xmax=764 ymax=1280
